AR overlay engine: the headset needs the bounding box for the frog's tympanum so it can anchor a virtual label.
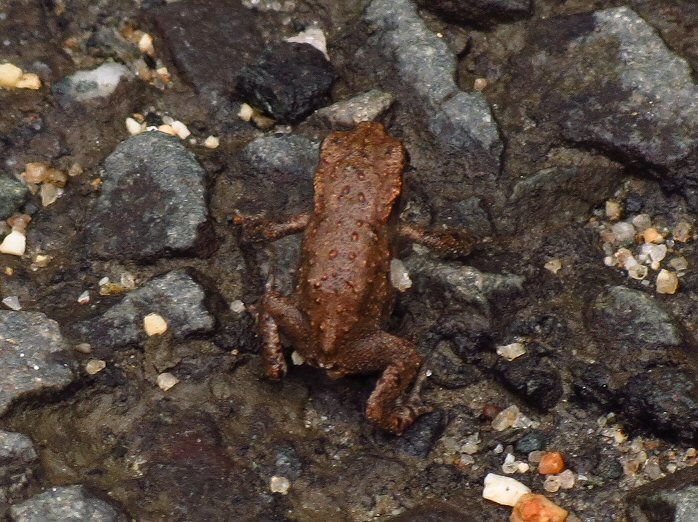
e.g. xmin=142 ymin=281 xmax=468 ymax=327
xmin=238 ymin=122 xmax=474 ymax=434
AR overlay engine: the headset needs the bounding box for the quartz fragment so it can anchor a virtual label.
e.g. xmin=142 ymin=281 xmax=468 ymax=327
xmin=482 ymin=473 xmax=530 ymax=506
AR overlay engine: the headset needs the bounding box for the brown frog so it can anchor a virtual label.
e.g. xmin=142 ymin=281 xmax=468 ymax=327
xmin=237 ymin=122 xmax=474 ymax=434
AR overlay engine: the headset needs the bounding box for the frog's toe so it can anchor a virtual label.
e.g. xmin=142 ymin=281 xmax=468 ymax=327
xmin=385 ymin=403 xmax=433 ymax=435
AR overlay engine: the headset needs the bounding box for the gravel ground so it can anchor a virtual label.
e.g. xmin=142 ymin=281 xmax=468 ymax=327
xmin=1 ymin=0 xmax=698 ymax=520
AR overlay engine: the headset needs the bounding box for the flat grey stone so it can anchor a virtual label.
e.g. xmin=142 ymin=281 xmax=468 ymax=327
xmin=240 ymin=135 xmax=319 ymax=180
xmin=74 ymin=270 xmax=214 ymax=351
xmin=314 ymin=89 xmax=394 ymax=128
xmin=591 ymin=285 xmax=682 ymax=347
xmin=0 ymin=311 xmax=76 ymax=417
xmin=0 ymin=177 xmax=28 ymax=220
xmin=85 ymin=132 xmax=209 ymax=260
xmin=9 ymin=485 xmax=128 ymax=522
xmin=0 ymin=431 xmax=38 ymax=504
xmin=364 ymin=0 xmax=502 ymax=163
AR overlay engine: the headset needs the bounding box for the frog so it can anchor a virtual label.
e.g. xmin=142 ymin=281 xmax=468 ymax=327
xmin=236 ymin=122 xmax=475 ymax=434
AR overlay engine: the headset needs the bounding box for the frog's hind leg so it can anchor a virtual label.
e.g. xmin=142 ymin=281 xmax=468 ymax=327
xmin=258 ymin=291 xmax=308 ymax=380
xmin=338 ymin=331 xmax=432 ymax=435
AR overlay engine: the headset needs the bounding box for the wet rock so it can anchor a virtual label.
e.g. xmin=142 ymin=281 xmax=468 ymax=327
xmin=390 ymin=499 xmax=492 ymax=521
xmin=0 ymin=431 xmax=38 ymax=504
xmin=416 ymin=0 xmax=533 ymax=27
xmin=52 ymin=63 xmax=132 ymax=105
xmin=404 ymin=255 xmax=524 ymax=316
xmin=590 ymin=286 xmax=682 ymax=347
xmin=364 ymin=0 xmax=502 ymax=165
xmin=0 ymin=311 xmax=76 ymax=416
xmin=150 ymin=0 xmax=264 ymax=123
xmin=0 ymin=177 xmax=28 ymax=220
xmin=231 ymin=134 xmax=319 ymax=218
xmin=236 ymin=42 xmax=337 ymax=123
xmin=314 ymin=89 xmax=394 ymax=128
xmin=623 ymin=367 xmax=698 ymax=441
xmin=494 ymin=351 xmax=563 ymax=411
xmin=434 ymin=196 xmax=493 ymax=237
xmin=513 ymin=7 xmax=698 ymax=206
xmin=515 ymin=431 xmax=547 ymax=454
xmin=85 ymin=132 xmax=210 ymax=260
xmin=626 ymin=465 xmax=698 ymax=522
xmin=428 ymin=341 xmax=483 ymax=389
xmin=9 ymin=485 xmax=128 ymax=522
xmin=73 ymin=270 xmax=214 ymax=352
xmin=393 ymin=411 xmax=447 ymax=458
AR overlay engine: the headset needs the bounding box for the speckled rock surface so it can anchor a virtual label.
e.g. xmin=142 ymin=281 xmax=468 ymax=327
xmin=84 ymin=132 xmax=210 ymax=260
xmin=9 ymin=485 xmax=128 ymax=522
xmin=0 ymin=177 xmax=28 ymax=220
xmin=0 ymin=431 xmax=38 ymax=505
xmin=0 ymin=311 xmax=76 ymax=416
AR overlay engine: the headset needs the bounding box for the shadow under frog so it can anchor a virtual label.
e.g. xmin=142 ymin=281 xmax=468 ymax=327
xmin=237 ymin=122 xmax=474 ymax=434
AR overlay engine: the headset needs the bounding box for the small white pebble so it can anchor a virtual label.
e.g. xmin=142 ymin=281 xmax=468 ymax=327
xmin=286 ymin=27 xmax=328 ymax=59
xmin=544 ymin=259 xmax=562 ymax=274
xmin=156 ymin=372 xmax=179 ymax=391
xmin=171 ymin=120 xmax=191 ymax=139
xmin=605 ymin=200 xmax=621 ymax=220
xmin=77 ymin=290 xmax=90 ymax=304
xmin=85 ymin=359 xmax=106 ymax=375
xmin=627 ymin=264 xmax=648 ymax=280
xmin=270 ymin=475 xmax=290 ymax=495
xmin=648 ymin=244 xmax=667 ymax=263
xmin=390 ymin=258 xmax=412 ymax=292
xmin=473 ymin=78 xmax=488 ymax=91
xmin=494 ymin=443 xmax=504 ymax=454
xmin=204 ymin=135 xmax=220 ymax=149
xmin=230 ymin=300 xmax=246 ymax=313
xmin=496 ymin=342 xmax=526 ymax=361
xmin=528 ymin=451 xmax=544 ymax=463
xmin=143 ymin=313 xmax=168 ymax=336
xmin=2 ymin=296 xmax=21 ymax=310
xmin=517 ymin=462 xmax=530 ymax=473
xmin=98 ymin=276 xmax=110 ymax=286
xmin=611 ymin=222 xmax=635 ymax=245
xmin=482 ymin=473 xmax=531 ymax=506
xmin=669 ymin=256 xmax=688 ymax=271
xmin=40 ymin=183 xmax=62 ymax=207
xmin=125 ymin=117 xmax=143 ymax=136
xmin=138 ymin=33 xmax=155 ymax=56
xmin=492 ymin=405 xmax=520 ymax=431
xmin=291 ymin=351 xmax=305 ymax=365
xmin=238 ymin=103 xmax=254 ymax=121
xmin=558 ymin=469 xmax=576 ymax=489
xmin=74 ymin=343 xmax=92 ymax=354
xmin=631 ymin=214 xmax=652 ymax=231
xmin=0 ymin=62 xmax=23 ymax=88
xmin=0 ymin=230 xmax=26 ymax=256
xmin=543 ymin=474 xmax=562 ymax=493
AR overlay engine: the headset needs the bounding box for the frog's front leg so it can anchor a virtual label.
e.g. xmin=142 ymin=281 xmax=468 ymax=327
xmin=398 ymin=222 xmax=476 ymax=258
xmin=258 ymin=291 xmax=309 ymax=380
xmin=336 ymin=331 xmax=432 ymax=435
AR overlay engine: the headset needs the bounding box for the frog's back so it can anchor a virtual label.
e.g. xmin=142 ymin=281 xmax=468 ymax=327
xmin=297 ymin=123 xmax=405 ymax=355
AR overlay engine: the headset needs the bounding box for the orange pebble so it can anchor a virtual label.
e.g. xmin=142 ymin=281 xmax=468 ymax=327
xmin=538 ymin=452 xmax=565 ymax=475
xmin=511 ymin=493 xmax=568 ymax=522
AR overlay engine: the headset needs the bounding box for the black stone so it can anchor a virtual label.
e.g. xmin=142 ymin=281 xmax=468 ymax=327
xmin=494 ymin=355 xmax=563 ymax=411
xmin=626 ymin=465 xmax=698 ymax=521
xmin=415 ymin=0 xmax=533 ymax=28
xmin=236 ymin=42 xmax=337 ymax=124
xmin=515 ymin=431 xmax=547 ymax=454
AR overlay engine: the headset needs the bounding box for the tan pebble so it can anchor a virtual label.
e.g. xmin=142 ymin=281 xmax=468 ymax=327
xmin=656 ymin=269 xmax=678 ymax=294
xmin=40 ymin=183 xmax=61 ymax=207
xmin=270 ymin=476 xmax=290 ymax=495
xmin=669 ymin=256 xmax=688 ymax=271
xmin=156 ymin=372 xmax=179 ymax=391
xmin=34 ymin=254 xmax=51 ymax=267
xmin=74 ymin=343 xmax=92 ymax=354
xmin=605 ymin=200 xmax=621 ymax=221
xmin=22 ymin=162 xmax=49 ymax=184
xmin=643 ymin=227 xmax=663 ymax=244
xmin=473 ymin=78 xmax=488 ymax=91
xmin=511 ymin=493 xmax=568 ymax=522
xmin=144 ymin=313 xmax=168 ymax=335
xmin=157 ymin=124 xmax=177 ymax=136
xmin=16 ymin=73 xmax=41 ymax=90
xmin=4 ymin=267 xmax=13 ymax=276
xmin=85 ymin=359 xmax=106 ymax=375
xmin=544 ymin=259 xmax=562 ymax=274
xmin=0 ymin=63 xmax=23 ymax=88
xmin=156 ymin=66 xmax=171 ymax=83
xmin=68 ymin=163 xmax=83 ymax=177
xmin=482 ymin=473 xmax=530 ymax=506
xmin=672 ymin=221 xmax=692 ymax=242
xmin=138 ymin=33 xmax=155 ymax=56
xmin=204 ymin=135 xmax=220 ymax=149
xmin=171 ymin=120 xmax=191 ymax=139
xmin=238 ymin=103 xmax=254 ymax=121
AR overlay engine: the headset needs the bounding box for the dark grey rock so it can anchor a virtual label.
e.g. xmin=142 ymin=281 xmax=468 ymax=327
xmin=428 ymin=341 xmax=483 ymax=389
xmin=314 ymin=89 xmax=394 ymax=128
xmin=416 ymin=0 xmax=533 ymax=27
xmin=9 ymin=485 xmax=128 ymax=522
xmin=623 ymin=367 xmax=698 ymax=441
xmin=74 ymin=270 xmax=214 ymax=352
xmin=494 ymin=353 xmax=563 ymax=411
xmin=150 ymin=0 xmax=264 ymax=123
xmin=434 ymin=196 xmax=493 ymax=237
xmin=0 ymin=177 xmax=28 ymax=220
xmin=0 ymin=311 xmax=76 ymax=416
xmin=515 ymin=431 xmax=547 ymax=454
xmin=240 ymin=134 xmax=319 ymax=181
xmin=236 ymin=42 xmax=338 ymax=124
xmin=0 ymin=431 xmax=38 ymax=504
xmin=512 ymin=7 xmax=698 ymax=206
xmin=393 ymin=411 xmax=447 ymax=458
xmin=626 ymin=465 xmax=698 ymax=522
xmin=590 ymin=286 xmax=682 ymax=347
xmin=85 ymin=132 xmax=210 ymax=260
xmin=364 ymin=0 xmax=502 ymax=163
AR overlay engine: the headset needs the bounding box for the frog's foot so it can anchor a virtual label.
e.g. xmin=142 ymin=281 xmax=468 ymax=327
xmin=384 ymin=403 xmax=434 ymax=435
xmin=398 ymin=223 xmax=476 ymax=258
xmin=259 ymin=309 xmax=287 ymax=380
